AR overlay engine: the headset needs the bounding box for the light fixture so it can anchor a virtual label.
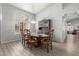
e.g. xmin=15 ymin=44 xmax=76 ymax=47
xmin=67 ymin=22 xmax=71 ymax=26
xmin=31 ymin=20 xmax=36 ymax=24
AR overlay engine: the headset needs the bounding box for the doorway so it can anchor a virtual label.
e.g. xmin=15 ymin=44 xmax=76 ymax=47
xmin=65 ymin=18 xmax=79 ymax=44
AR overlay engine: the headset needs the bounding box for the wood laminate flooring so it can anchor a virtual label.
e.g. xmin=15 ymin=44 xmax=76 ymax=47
xmin=0 ymin=34 xmax=79 ymax=56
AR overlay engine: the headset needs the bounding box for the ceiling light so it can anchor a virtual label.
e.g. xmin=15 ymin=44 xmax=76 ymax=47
xmin=31 ymin=20 xmax=36 ymax=24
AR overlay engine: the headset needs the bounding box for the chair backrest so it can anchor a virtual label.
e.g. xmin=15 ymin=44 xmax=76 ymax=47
xmin=20 ymin=29 xmax=31 ymax=39
xmin=24 ymin=29 xmax=30 ymax=34
xmin=48 ymin=29 xmax=54 ymax=41
xmin=23 ymin=29 xmax=31 ymax=39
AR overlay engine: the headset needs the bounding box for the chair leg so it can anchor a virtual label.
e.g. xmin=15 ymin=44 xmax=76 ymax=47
xmin=46 ymin=44 xmax=49 ymax=53
xmin=24 ymin=40 xmax=25 ymax=46
xmin=51 ymin=44 xmax=52 ymax=50
xmin=27 ymin=44 xmax=29 ymax=48
xmin=40 ymin=44 xmax=43 ymax=49
xmin=22 ymin=39 xmax=23 ymax=44
xmin=30 ymin=44 xmax=32 ymax=50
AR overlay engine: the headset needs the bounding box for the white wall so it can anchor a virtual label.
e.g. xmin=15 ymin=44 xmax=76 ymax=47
xmin=0 ymin=4 xmax=2 ymax=42
xmin=36 ymin=4 xmax=65 ymax=42
xmin=1 ymin=4 xmax=35 ymax=43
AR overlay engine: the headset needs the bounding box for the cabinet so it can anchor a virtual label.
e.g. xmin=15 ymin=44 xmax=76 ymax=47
xmin=38 ymin=19 xmax=51 ymax=34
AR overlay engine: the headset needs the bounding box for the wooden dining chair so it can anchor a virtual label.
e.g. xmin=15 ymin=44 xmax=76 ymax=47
xmin=27 ymin=36 xmax=38 ymax=49
xmin=23 ymin=29 xmax=31 ymax=46
xmin=20 ymin=30 xmax=25 ymax=44
xmin=41 ymin=29 xmax=54 ymax=53
xmin=20 ymin=29 xmax=30 ymax=45
xmin=20 ymin=22 xmax=25 ymax=45
xmin=23 ymin=29 xmax=38 ymax=49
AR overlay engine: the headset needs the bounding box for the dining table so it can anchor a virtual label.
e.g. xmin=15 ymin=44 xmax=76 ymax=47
xmin=30 ymin=34 xmax=48 ymax=47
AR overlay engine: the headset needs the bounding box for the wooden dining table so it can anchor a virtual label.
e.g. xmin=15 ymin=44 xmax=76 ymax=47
xmin=30 ymin=34 xmax=48 ymax=47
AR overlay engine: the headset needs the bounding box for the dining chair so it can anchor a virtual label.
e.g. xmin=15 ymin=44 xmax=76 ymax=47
xmin=27 ymin=36 xmax=38 ymax=49
xmin=23 ymin=29 xmax=38 ymax=49
xmin=20 ymin=29 xmax=30 ymax=45
xmin=41 ymin=29 xmax=54 ymax=53
xmin=20 ymin=30 xmax=25 ymax=44
xmin=23 ymin=29 xmax=31 ymax=46
xmin=20 ymin=22 xmax=25 ymax=45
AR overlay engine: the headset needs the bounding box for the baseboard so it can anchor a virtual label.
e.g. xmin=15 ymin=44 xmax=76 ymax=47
xmin=53 ymin=39 xmax=64 ymax=43
xmin=1 ymin=38 xmax=21 ymax=44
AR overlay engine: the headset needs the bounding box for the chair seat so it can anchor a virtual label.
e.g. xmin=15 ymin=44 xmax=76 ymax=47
xmin=42 ymin=40 xmax=51 ymax=45
xmin=28 ymin=40 xmax=37 ymax=43
xmin=22 ymin=37 xmax=29 ymax=42
xmin=24 ymin=37 xmax=28 ymax=40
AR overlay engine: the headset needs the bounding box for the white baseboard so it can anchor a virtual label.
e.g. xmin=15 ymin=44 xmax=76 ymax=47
xmin=1 ymin=34 xmax=21 ymax=44
xmin=1 ymin=37 xmax=21 ymax=44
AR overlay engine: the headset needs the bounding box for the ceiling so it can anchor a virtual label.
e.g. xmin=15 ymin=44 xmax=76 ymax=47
xmin=62 ymin=3 xmax=72 ymax=9
xmin=10 ymin=3 xmax=52 ymax=14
